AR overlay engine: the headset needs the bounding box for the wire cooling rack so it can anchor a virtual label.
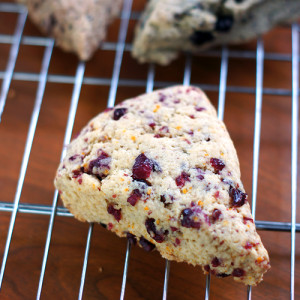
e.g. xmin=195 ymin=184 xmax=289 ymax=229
xmin=0 ymin=1 xmax=299 ymax=299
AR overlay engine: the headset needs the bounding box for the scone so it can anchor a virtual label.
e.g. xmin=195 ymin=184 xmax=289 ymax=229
xmin=55 ymin=86 xmax=270 ymax=285
xmin=18 ymin=0 xmax=122 ymax=60
xmin=132 ymin=0 xmax=300 ymax=65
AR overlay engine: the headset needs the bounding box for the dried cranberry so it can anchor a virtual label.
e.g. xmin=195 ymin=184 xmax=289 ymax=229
xmin=195 ymin=107 xmax=205 ymax=112
xmin=229 ymin=186 xmax=247 ymax=207
xmin=107 ymin=204 xmax=122 ymax=222
xmin=195 ymin=168 xmax=205 ymax=180
xmin=214 ymin=191 xmax=220 ymax=199
xmin=159 ymin=94 xmax=166 ymax=102
xmin=210 ymin=158 xmax=225 ymax=174
xmin=216 ymin=273 xmax=230 ymax=278
xmin=127 ymin=189 xmax=142 ymax=206
xmin=159 ymin=126 xmax=169 ymax=135
xmin=175 ymin=238 xmax=181 ymax=246
xmin=170 ymin=226 xmax=178 ymax=232
xmin=113 ymin=108 xmax=127 ymax=120
xmin=244 ymin=242 xmax=253 ymax=250
xmin=243 ymin=216 xmax=254 ymax=224
xmin=145 ymin=218 xmax=167 ymax=243
xmin=104 ymin=107 xmax=113 ymax=112
xmin=127 ymin=232 xmax=137 ymax=245
xmin=180 ymin=208 xmax=201 ymax=229
xmin=211 ymin=257 xmax=221 ymax=267
xmin=149 ymin=122 xmax=156 ymax=129
xmin=175 ymin=172 xmax=190 ymax=188
xmin=132 ymin=154 xmax=153 ymax=180
xmin=154 ymin=134 xmax=161 ymax=138
xmin=204 ymin=265 xmax=210 ymax=272
xmin=215 ymin=14 xmax=234 ymax=32
xmin=211 ymin=209 xmax=222 ymax=223
xmin=190 ymin=31 xmax=214 ymax=46
xmin=72 ymin=168 xmax=83 ymax=178
xmin=232 ymin=268 xmax=245 ymax=277
xmin=160 ymin=195 xmax=166 ymax=204
xmin=69 ymin=154 xmax=81 ymax=161
xmin=139 ymin=236 xmax=155 ymax=252
xmin=88 ymin=150 xmax=111 ymax=179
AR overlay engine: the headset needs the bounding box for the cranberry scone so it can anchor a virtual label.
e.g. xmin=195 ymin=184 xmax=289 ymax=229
xmin=55 ymin=85 xmax=270 ymax=285
xmin=18 ymin=0 xmax=122 ymax=60
xmin=132 ymin=0 xmax=300 ymax=65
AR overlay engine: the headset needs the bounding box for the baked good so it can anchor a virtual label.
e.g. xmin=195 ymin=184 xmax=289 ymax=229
xmin=18 ymin=0 xmax=123 ymax=60
xmin=54 ymin=85 xmax=270 ymax=285
xmin=132 ymin=0 xmax=300 ymax=65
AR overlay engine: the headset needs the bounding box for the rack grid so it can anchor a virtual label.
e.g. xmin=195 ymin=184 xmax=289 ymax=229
xmin=0 ymin=1 xmax=299 ymax=299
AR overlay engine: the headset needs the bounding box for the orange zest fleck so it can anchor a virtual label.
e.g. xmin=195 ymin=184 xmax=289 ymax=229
xmin=147 ymin=188 xmax=152 ymax=195
xmin=198 ymin=200 xmax=203 ymax=206
xmin=257 ymin=257 xmax=264 ymax=263
xmin=156 ymin=219 xmax=160 ymax=225
xmin=124 ymin=188 xmax=129 ymax=192
xmin=153 ymin=104 xmax=160 ymax=112
xmin=182 ymin=188 xmax=188 ymax=194
xmin=176 ymin=126 xmax=182 ymax=130
xmin=131 ymin=136 xmax=136 ymax=142
xmin=144 ymin=206 xmax=149 ymax=211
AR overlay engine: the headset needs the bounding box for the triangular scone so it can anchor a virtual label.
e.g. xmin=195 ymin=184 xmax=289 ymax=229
xmin=55 ymin=86 xmax=270 ymax=285
xmin=18 ymin=0 xmax=122 ymax=60
xmin=132 ymin=0 xmax=300 ymax=65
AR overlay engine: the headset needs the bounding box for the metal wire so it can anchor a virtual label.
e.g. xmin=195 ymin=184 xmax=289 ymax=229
xmin=36 ymin=61 xmax=86 ymax=299
xmin=0 ymin=40 xmax=54 ymax=289
xmin=204 ymin=45 xmax=229 ymax=300
xmin=78 ymin=223 xmax=94 ymax=300
xmin=107 ymin=0 xmax=133 ymax=108
xmin=162 ymin=53 xmax=194 ymax=300
xmin=0 ymin=9 xmax=27 ymax=121
xmin=290 ymin=23 xmax=299 ymax=300
xmin=0 ymin=2 xmax=299 ymax=299
xmin=247 ymin=37 xmax=265 ymax=300
xmin=162 ymin=260 xmax=171 ymax=300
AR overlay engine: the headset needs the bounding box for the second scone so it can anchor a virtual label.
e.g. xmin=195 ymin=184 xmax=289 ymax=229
xmin=132 ymin=0 xmax=300 ymax=65
xmin=18 ymin=0 xmax=123 ymax=60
